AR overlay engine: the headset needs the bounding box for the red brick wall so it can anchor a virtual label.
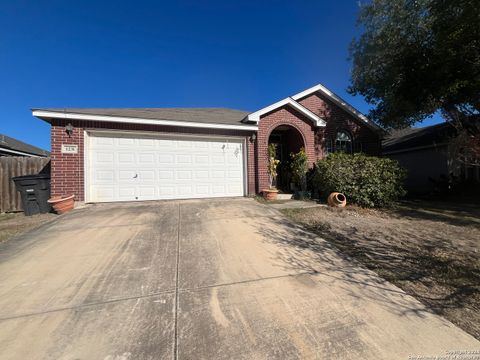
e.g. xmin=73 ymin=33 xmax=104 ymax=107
xmin=247 ymin=139 xmax=256 ymax=194
xmin=50 ymin=119 xmax=255 ymax=201
xmin=298 ymin=92 xmax=381 ymax=157
xmin=50 ymin=125 xmax=84 ymax=201
xmin=256 ymin=106 xmax=316 ymax=192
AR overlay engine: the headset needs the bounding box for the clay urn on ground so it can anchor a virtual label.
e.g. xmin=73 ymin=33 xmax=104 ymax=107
xmin=327 ymin=192 xmax=347 ymax=207
xmin=262 ymin=189 xmax=279 ymax=201
xmin=48 ymin=195 xmax=75 ymax=214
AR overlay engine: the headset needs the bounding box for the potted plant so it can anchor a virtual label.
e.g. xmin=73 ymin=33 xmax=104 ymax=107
xmin=48 ymin=195 xmax=75 ymax=214
xmin=263 ymin=143 xmax=280 ymax=200
xmin=290 ymin=148 xmax=310 ymax=200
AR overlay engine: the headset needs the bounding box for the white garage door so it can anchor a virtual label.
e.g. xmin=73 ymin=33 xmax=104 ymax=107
xmin=86 ymin=133 xmax=245 ymax=202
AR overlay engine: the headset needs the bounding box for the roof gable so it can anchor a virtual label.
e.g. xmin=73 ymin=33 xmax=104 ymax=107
xmin=244 ymin=97 xmax=326 ymax=127
xmin=291 ymin=84 xmax=381 ymax=132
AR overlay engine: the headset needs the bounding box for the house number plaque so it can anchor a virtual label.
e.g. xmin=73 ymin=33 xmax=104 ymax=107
xmin=61 ymin=144 xmax=78 ymax=154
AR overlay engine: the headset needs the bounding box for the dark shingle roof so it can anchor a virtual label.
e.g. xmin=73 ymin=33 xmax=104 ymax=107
xmin=0 ymin=133 xmax=49 ymax=157
xmin=382 ymin=122 xmax=454 ymax=153
xmin=34 ymin=108 xmax=252 ymax=126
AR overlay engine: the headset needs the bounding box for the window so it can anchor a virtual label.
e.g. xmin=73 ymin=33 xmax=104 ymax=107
xmin=335 ymin=131 xmax=352 ymax=153
xmin=325 ymin=139 xmax=333 ymax=155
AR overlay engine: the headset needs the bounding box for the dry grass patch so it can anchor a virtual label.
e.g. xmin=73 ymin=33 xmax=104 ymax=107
xmin=281 ymin=201 xmax=480 ymax=339
xmin=0 ymin=212 xmax=56 ymax=243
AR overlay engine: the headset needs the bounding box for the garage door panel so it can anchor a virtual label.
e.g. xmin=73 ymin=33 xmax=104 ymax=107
xmin=194 ymin=170 xmax=209 ymax=179
xmin=118 ymin=187 xmax=136 ymax=199
xmin=138 ymin=186 xmax=156 ymax=197
xmin=138 ymin=170 xmax=155 ymax=181
xmin=195 ymin=155 xmax=209 ymax=164
xmin=88 ymin=134 xmax=244 ymax=202
xmin=158 ymin=140 xmax=176 ymax=148
xmin=228 ymin=170 xmax=241 ymax=179
xmin=227 ymin=154 xmax=241 ymax=162
xmin=211 ymin=170 xmax=225 ymax=179
xmin=94 ymin=137 xmax=115 ymax=146
xmin=137 ymin=138 xmax=156 ymax=147
xmin=117 ymin=138 xmax=136 ymax=146
xmin=138 ymin=153 xmax=155 ymax=164
xmin=227 ymin=184 xmax=243 ymax=193
xmin=159 ymin=186 xmax=175 ymax=196
xmin=159 ymin=154 xmax=175 ymax=164
xmin=211 ymin=156 xmax=225 ymax=164
xmin=177 ymin=141 xmax=193 ymax=149
xmin=94 ymin=152 xmax=115 ymax=164
xmin=159 ymin=170 xmax=174 ymax=180
xmin=94 ymin=170 xmax=115 ymax=182
xmin=195 ymin=185 xmax=210 ymax=195
xmin=212 ymin=185 xmax=226 ymax=195
xmin=176 ymin=170 xmax=192 ymax=180
xmin=118 ymin=152 xmax=135 ymax=164
xmin=194 ymin=142 xmax=209 ymax=149
xmin=176 ymin=154 xmax=192 ymax=164
xmin=177 ymin=185 xmax=193 ymax=195
xmin=92 ymin=186 xmax=116 ymax=201
xmin=118 ymin=170 xmax=136 ymax=181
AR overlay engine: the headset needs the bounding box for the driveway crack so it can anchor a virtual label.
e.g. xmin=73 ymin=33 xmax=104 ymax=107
xmin=0 ymin=288 xmax=176 ymax=322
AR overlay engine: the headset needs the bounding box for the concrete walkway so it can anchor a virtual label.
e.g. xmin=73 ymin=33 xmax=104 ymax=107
xmin=265 ymin=199 xmax=326 ymax=210
xmin=0 ymin=198 xmax=477 ymax=359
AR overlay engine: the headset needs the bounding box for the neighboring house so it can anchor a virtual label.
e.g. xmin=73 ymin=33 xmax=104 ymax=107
xmin=0 ymin=133 xmax=50 ymax=157
xmin=383 ymin=122 xmax=480 ymax=193
xmin=32 ymin=84 xmax=382 ymax=203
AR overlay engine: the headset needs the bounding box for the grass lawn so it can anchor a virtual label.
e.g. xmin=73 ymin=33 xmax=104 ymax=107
xmin=281 ymin=200 xmax=480 ymax=340
xmin=0 ymin=212 xmax=56 ymax=244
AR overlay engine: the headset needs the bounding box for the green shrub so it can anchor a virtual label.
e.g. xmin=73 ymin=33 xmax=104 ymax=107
xmin=313 ymin=152 xmax=406 ymax=207
xmin=290 ymin=148 xmax=308 ymax=191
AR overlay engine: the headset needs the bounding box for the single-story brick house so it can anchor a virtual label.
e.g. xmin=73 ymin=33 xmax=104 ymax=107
xmin=32 ymin=84 xmax=381 ymax=203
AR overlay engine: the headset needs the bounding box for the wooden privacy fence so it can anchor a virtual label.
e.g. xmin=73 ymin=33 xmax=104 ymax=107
xmin=0 ymin=157 xmax=51 ymax=213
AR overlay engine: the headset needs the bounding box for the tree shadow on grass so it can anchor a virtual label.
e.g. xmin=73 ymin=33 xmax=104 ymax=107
xmin=255 ymin=215 xmax=480 ymax=339
xmin=388 ymin=200 xmax=480 ymax=228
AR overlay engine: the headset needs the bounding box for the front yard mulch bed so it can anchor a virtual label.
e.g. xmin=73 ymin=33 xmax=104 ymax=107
xmin=281 ymin=201 xmax=480 ymax=340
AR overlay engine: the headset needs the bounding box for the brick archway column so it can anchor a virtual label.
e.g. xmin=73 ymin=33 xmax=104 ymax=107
xmin=255 ymin=107 xmax=316 ymax=192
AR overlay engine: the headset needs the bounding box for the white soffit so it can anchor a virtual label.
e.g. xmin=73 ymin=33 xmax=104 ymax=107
xmin=32 ymin=110 xmax=258 ymax=131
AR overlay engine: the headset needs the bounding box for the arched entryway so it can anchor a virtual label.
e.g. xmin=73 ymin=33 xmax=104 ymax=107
xmin=268 ymin=125 xmax=305 ymax=192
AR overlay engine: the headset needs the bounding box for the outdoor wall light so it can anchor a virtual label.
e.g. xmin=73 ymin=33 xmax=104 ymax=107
xmin=65 ymin=123 xmax=74 ymax=137
xmin=250 ymin=133 xmax=257 ymax=142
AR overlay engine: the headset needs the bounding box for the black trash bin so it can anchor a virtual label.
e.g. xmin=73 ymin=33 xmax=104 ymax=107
xmin=12 ymin=174 xmax=51 ymax=216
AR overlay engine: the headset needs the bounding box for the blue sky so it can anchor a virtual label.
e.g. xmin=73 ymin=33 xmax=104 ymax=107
xmin=0 ymin=0 xmax=441 ymax=151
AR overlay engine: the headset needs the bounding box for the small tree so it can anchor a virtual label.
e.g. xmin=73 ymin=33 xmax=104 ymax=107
xmin=290 ymin=148 xmax=308 ymax=192
xmin=349 ymin=0 xmax=480 ymax=129
xmin=442 ymin=109 xmax=480 ymax=171
xmin=267 ymin=143 xmax=280 ymax=189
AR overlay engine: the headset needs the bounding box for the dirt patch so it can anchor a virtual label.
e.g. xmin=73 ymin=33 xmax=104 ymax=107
xmin=281 ymin=201 xmax=480 ymax=339
xmin=0 ymin=212 xmax=57 ymax=243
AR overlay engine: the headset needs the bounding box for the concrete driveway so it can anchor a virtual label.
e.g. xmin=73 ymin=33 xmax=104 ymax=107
xmin=0 ymin=198 xmax=478 ymax=359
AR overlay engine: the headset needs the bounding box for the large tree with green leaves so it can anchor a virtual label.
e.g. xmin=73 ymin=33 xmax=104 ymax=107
xmin=349 ymin=0 xmax=480 ymax=130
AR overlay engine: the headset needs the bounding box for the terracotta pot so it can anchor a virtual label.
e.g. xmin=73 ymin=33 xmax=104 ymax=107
xmin=327 ymin=192 xmax=347 ymax=207
xmin=262 ymin=189 xmax=279 ymax=201
xmin=48 ymin=195 xmax=75 ymax=214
